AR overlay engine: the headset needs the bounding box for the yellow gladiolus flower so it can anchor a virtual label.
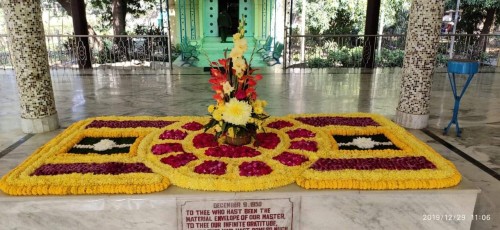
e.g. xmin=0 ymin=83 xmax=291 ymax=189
xmin=233 ymin=57 xmax=246 ymax=72
xmin=214 ymin=124 xmax=222 ymax=132
xmin=235 ymin=38 xmax=248 ymax=52
xmin=233 ymin=33 xmax=241 ymax=41
xmin=230 ymin=47 xmax=244 ymax=60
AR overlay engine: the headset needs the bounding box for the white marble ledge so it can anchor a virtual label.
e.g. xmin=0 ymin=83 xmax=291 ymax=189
xmin=0 ymin=177 xmax=480 ymax=230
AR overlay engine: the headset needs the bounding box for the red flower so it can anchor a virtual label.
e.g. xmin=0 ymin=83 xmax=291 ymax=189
xmin=255 ymin=133 xmax=280 ymax=149
xmin=193 ymin=133 xmax=219 ymax=148
xmin=205 ymin=145 xmax=261 ymax=158
xmin=194 ymin=160 xmax=227 ymax=175
xmin=273 ymin=152 xmax=309 ymax=166
xmin=239 ymin=161 xmax=273 ymax=177
xmin=290 ymin=140 xmax=318 ymax=152
xmin=235 ymin=90 xmax=246 ymax=100
xmin=151 ymin=143 xmax=184 ymax=155
xmin=182 ymin=122 xmax=204 ymax=131
xmin=267 ymin=120 xmax=294 ymax=129
xmin=159 ymin=129 xmax=188 ymax=140
xmin=286 ymin=129 xmax=316 ymax=139
xmin=161 ymin=153 xmax=198 ymax=168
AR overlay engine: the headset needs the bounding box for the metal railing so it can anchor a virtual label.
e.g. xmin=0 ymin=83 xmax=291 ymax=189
xmin=0 ymin=35 xmax=176 ymax=70
xmin=0 ymin=34 xmax=498 ymax=70
xmin=286 ymin=34 xmax=500 ymax=68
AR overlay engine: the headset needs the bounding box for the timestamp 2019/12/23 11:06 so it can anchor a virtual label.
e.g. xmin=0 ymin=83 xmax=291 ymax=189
xmin=422 ymin=214 xmax=491 ymax=221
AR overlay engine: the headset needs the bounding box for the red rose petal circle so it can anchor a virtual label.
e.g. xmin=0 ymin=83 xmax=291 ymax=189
xmin=239 ymin=161 xmax=273 ymax=177
xmin=255 ymin=133 xmax=280 ymax=149
xmin=273 ymin=152 xmax=309 ymax=166
xmin=267 ymin=120 xmax=294 ymax=129
xmin=159 ymin=129 xmax=188 ymax=140
xmin=161 ymin=153 xmax=198 ymax=168
xmin=289 ymin=140 xmax=318 ymax=152
xmin=152 ymin=143 xmax=184 ymax=155
xmin=286 ymin=129 xmax=316 ymax=139
xmin=182 ymin=122 xmax=204 ymax=131
xmin=205 ymin=145 xmax=261 ymax=158
xmin=193 ymin=133 xmax=219 ymax=148
xmin=194 ymin=160 xmax=227 ymax=175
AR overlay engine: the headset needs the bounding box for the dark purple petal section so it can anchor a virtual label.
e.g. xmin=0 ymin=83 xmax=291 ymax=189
xmin=239 ymin=161 xmax=273 ymax=177
xmin=86 ymin=120 xmax=175 ymax=128
xmin=32 ymin=162 xmax=152 ymax=176
xmin=267 ymin=120 xmax=294 ymax=129
xmin=194 ymin=160 xmax=227 ymax=175
xmin=310 ymin=156 xmax=436 ymax=171
xmin=159 ymin=130 xmax=188 ymax=140
xmin=289 ymin=140 xmax=318 ymax=152
xmin=161 ymin=153 xmax=198 ymax=168
xmin=193 ymin=133 xmax=219 ymax=148
xmin=254 ymin=133 xmax=280 ymax=149
xmin=295 ymin=117 xmax=379 ymax=127
xmin=151 ymin=143 xmax=184 ymax=155
xmin=286 ymin=129 xmax=316 ymax=139
xmin=182 ymin=122 xmax=204 ymax=131
xmin=205 ymin=145 xmax=261 ymax=158
xmin=273 ymin=152 xmax=309 ymax=166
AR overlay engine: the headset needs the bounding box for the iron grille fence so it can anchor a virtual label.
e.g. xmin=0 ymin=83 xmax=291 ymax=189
xmin=0 ymin=34 xmax=497 ymax=70
xmin=0 ymin=35 xmax=175 ymax=70
xmin=286 ymin=34 xmax=499 ymax=68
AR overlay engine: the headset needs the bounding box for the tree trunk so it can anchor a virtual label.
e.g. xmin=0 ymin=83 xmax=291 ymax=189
xmin=71 ymin=0 xmax=92 ymax=68
xmin=479 ymin=8 xmax=496 ymax=52
xmin=56 ymin=0 xmax=102 ymax=50
xmin=112 ymin=0 xmax=127 ymax=36
xmin=56 ymin=0 xmax=72 ymax=16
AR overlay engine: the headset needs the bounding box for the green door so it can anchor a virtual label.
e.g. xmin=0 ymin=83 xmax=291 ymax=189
xmin=204 ymin=0 xmax=219 ymax=36
xmin=239 ymin=0 xmax=253 ymax=37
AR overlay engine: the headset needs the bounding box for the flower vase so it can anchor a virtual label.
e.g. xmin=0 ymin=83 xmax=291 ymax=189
xmin=225 ymin=131 xmax=252 ymax=146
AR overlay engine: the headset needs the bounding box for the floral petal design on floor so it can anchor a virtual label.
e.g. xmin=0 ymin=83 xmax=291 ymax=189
xmin=0 ymin=113 xmax=461 ymax=195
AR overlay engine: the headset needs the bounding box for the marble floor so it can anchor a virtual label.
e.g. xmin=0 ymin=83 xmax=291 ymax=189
xmin=0 ymin=67 xmax=498 ymax=229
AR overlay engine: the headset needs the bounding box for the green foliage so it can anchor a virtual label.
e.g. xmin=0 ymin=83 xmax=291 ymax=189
xmin=306 ymin=46 xmax=406 ymax=68
xmin=294 ymin=0 xmax=365 ymax=35
xmin=307 ymin=58 xmax=332 ymax=68
xmin=376 ymin=48 xmax=405 ymax=67
xmin=445 ymin=0 xmax=500 ymax=34
xmin=133 ymin=25 xmax=162 ymax=35
xmin=88 ymin=0 xmax=156 ymax=34
xmin=327 ymin=46 xmax=363 ymax=67
xmin=383 ymin=0 xmax=411 ymax=34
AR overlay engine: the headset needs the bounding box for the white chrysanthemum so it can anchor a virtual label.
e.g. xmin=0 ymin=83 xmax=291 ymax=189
xmin=222 ymin=81 xmax=234 ymax=95
xmin=352 ymin=137 xmax=376 ymax=149
xmin=222 ymin=98 xmax=252 ymax=125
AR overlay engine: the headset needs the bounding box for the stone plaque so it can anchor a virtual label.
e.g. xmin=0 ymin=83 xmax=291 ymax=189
xmin=178 ymin=198 xmax=296 ymax=230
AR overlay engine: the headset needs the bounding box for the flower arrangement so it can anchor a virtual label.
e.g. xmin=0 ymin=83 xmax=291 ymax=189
xmin=0 ymin=114 xmax=462 ymax=195
xmin=204 ymin=18 xmax=269 ymax=144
